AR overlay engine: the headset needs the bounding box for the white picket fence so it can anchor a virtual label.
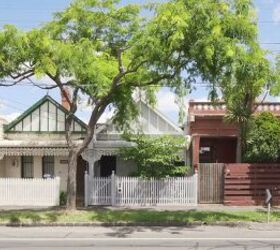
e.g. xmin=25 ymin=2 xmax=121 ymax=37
xmin=85 ymin=172 xmax=198 ymax=206
xmin=0 ymin=177 xmax=60 ymax=206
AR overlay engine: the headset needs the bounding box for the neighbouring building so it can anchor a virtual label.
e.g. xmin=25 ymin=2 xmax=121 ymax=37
xmin=0 ymin=94 xmax=186 ymax=203
xmin=82 ymin=100 xmax=186 ymax=179
xmin=187 ymin=100 xmax=280 ymax=167
xmin=0 ymin=95 xmax=88 ymax=199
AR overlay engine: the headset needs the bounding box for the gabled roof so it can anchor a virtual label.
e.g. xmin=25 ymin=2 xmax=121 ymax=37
xmin=143 ymin=101 xmax=183 ymax=134
xmin=4 ymin=95 xmax=87 ymax=133
xmin=98 ymin=100 xmax=183 ymax=135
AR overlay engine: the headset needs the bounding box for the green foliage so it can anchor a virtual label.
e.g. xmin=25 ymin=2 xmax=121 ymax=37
xmin=270 ymin=54 xmax=280 ymax=96
xmin=0 ymin=0 xmax=267 ymax=127
xmin=221 ymin=35 xmax=273 ymax=160
xmin=120 ymin=134 xmax=188 ymax=178
xmin=59 ymin=191 xmax=67 ymax=206
xmin=0 ymin=25 xmax=29 ymax=78
xmin=244 ymin=112 xmax=280 ymax=163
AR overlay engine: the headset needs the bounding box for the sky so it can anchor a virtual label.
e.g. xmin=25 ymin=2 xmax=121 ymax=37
xmin=0 ymin=0 xmax=279 ymax=125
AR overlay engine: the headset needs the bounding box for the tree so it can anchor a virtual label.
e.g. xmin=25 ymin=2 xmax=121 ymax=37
xmin=0 ymin=0 xmax=261 ymax=209
xmin=244 ymin=112 xmax=280 ymax=163
xmin=223 ymin=47 xmax=273 ymax=162
xmin=120 ymin=135 xmax=187 ymax=178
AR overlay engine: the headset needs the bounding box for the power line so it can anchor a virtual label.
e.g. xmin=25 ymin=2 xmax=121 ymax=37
xmin=261 ymin=42 xmax=280 ymax=45
xmin=0 ymin=98 xmax=68 ymax=122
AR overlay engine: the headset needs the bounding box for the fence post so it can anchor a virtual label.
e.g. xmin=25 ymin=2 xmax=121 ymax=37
xmin=55 ymin=177 xmax=60 ymax=206
xmin=111 ymin=171 xmax=116 ymax=206
xmin=84 ymin=171 xmax=89 ymax=207
xmin=194 ymin=173 xmax=198 ymax=206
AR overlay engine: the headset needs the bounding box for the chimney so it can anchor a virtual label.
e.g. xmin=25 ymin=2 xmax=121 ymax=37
xmin=61 ymin=87 xmax=71 ymax=111
xmin=0 ymin=117 xmax=7 ymax=140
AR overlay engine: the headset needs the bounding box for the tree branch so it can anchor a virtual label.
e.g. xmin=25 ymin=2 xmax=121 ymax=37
xmin=9 ymin=70 xmax=34 ymax=80
xmin=117 ymin=48 xmax=125 ymax=74
xmin=0 ymin=81 xmax=19 ymax=87
xmin=65 ymin=87 xmax=79 ymax=149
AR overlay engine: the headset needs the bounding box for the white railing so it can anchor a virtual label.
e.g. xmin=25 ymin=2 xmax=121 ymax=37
xmin=85 ymin=172 xmax=198 ymax=206
xmin=0 ymin=177 xmax=60 ymax=207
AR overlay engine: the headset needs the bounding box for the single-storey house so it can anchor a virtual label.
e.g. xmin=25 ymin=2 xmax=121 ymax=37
xmin=80 ymin=98 xmax=186 ymax=179
xmin=0 ymin=95 xmax=88 ymax=198
xmin=187 ymin=100 xmax=280 ymax=166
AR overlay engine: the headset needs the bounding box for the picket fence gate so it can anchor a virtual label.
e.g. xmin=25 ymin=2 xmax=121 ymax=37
xmin=0 ymin=177 xmax=60 ymax=206
xmin=85 ymin=172 xmax=198 ymax=206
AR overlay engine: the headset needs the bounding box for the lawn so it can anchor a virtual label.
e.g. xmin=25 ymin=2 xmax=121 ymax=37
xmin=0 ymin=209 xmax=280 ymax=224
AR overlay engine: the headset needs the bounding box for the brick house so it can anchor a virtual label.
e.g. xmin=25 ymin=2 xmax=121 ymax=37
xmin=186 ymin=101 xmax=280 ymax=167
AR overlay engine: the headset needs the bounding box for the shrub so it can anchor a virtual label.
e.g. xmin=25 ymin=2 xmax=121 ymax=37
xmin=120 ymin=134 xmax=189 ymax=178
xmin=59 ymin=191 xmax=67 ymax=206
xmin=245 ymin=112 xmax=280 ymax=163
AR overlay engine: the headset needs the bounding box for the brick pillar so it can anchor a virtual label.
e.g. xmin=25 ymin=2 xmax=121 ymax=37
xmin=192 ymin=135 xmax=200 ymax=169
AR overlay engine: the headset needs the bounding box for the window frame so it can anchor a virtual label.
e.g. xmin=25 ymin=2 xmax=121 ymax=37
xmin=42 ymin=156 xmax=55 ymax=178
xmin=21 ymin=156 xmax=34 ymax=178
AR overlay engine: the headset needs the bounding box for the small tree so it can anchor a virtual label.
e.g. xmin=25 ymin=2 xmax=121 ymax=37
xmin=222 ymin=47 xmax=273 ymax=162
xmin=120 ymin=135 xmax=187 ymax=178
xmin=244 ymin=112 xmax=280 ymax=163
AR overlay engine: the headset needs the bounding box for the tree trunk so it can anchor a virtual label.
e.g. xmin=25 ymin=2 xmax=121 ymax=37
xmin=236 ymin=122 xmax=248 ymax=163
xmin=66 ymin=149 xmax=79 ymax=210
xmin=64 ymin=100 xmax=108 ymax=210
xmin=236 ymin=131 xmax=242 ymax=163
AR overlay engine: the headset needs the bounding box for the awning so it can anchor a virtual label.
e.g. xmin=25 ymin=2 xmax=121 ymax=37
xmin=0 ymin=139 xmax=84 ymax=158
xmin=0 ymin=147 xmax=69 ymax=158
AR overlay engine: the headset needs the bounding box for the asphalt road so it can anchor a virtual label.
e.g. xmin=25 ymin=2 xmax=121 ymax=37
xmin=0 ymin=225 xmax=280 ymax=249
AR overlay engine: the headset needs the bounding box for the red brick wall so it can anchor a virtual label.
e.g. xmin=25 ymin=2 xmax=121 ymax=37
xmin=190 ymin=117 xmax=238 ymax=137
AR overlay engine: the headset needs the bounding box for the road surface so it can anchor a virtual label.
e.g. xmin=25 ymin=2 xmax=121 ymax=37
xmin=0 ymin=225 xmax=280 ymax=249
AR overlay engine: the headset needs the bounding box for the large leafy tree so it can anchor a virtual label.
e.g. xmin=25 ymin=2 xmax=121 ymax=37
xmin=0 ymin=0 xmax=261 ymax=209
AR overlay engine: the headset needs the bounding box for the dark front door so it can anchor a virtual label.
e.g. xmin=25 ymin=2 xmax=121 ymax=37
xmin=100 ymin=156 xmax=116 ymax=177
xmin=76 ymin=156 xmax=88 ymax=206
xmin=199 ymin=137 xmax=237 ymax=163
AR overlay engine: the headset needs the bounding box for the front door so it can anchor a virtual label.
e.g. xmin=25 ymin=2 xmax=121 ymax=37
xmin=100 ymin=156 xmax=116 ymax=177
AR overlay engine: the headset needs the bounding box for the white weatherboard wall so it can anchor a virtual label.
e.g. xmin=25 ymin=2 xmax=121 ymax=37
xmin=0 ymin=177 xmax=60 ymax=206
xmin=55 ymin=156 xmax=68 ymax=191
xmin=0 ymin=156 xmax=68 ymax=191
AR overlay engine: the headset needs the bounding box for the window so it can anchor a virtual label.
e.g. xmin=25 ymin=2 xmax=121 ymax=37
xmin=21 ymin=156 xmax=33 ymax=178
xmin=42 ymin=156 xmax=55 ymax=178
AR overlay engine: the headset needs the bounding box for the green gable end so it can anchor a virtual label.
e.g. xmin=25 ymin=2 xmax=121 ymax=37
xmin=4 ymin=95 xmax=87 ymax=133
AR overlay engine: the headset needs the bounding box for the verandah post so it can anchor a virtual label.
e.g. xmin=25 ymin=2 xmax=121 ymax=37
xmin=84 ymin=171 xmax=89 ymax=207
